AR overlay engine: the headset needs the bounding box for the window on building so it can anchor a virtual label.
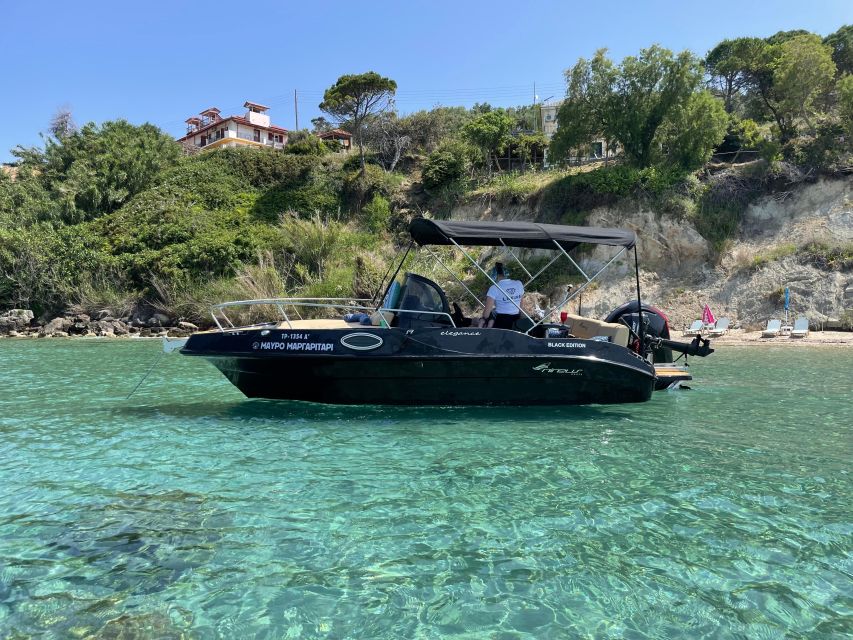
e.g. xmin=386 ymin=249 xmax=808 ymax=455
xmin=200 ymin=136 xmax=207 ymax=146
xmin=253 ymin=129 xmax=261 ymax=142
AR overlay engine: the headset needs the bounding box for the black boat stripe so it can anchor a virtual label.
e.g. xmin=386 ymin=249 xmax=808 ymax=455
xmin=188 ymin=353 xmax=655 ymax=379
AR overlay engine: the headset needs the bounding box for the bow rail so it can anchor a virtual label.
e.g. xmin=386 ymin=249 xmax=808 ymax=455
xmin=209 ymin=297 xmax=455 ymax=331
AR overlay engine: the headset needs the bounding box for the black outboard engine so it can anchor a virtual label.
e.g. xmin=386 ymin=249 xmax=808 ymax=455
xmin=605 ymin=301 xmax=674 ymax=362
xmin=606 ymin=301 xmax=713 ymax=361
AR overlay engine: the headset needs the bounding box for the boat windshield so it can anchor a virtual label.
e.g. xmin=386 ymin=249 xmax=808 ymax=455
xmin=393 ymin=273 xmax=452 ymax=329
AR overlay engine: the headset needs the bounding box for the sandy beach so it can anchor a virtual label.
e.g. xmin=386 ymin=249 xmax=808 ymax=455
xmin=682 ymin=329 xmax=853 ymax=347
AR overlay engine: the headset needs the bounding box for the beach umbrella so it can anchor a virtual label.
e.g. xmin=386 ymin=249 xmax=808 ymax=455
xmin=702 ymin=304 xmax=716 ymax=326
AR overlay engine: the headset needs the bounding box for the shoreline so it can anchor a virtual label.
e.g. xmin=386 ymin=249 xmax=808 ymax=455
xmin=678 ymin=328 xmax=853 ymax=347
xmin=2 ymin=329 xmax=851 ymax=347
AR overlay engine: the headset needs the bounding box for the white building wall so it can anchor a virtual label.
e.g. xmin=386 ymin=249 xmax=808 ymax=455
xmin=247 ymin=111 xmax=271 ymax=127
xmin=183 ymin=118 xmax=286 ymax=149
xmin=540 ymin=102 xmax=562 ymax=139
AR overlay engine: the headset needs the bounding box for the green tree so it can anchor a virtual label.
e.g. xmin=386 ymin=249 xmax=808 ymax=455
xmin=512 ymin=132 xmax=549 ymax=168
xmin=310 ymin=116 xmax=333 ymax=133
xmin=838 ymin=74 xmax=853 ymax=138
xmin=552 ymin=46 xmax=705 ymax=168
xmin=549 ymin=53 xmax=610 ymax=162
xmin=766 ymin=29 xmax=812 ymax=45
xmin=398 ymin=107 xmax=471 ymax=152
xmin=824 ymin=25 xmax=853 ymax=76
xmin=283 ymin=131 xmax=329 ymax=156
xmin=771 ymin=34 xmax=836 ymax=135
xmin=319 ymin=71 xmax=397 ymax=174
xmin=361 ymin=193 xmax=391 ymax=233
xmin=462 ymin=109 xmax=514 ymax=173
xmin=422 ymin=140 xmax=473 ymax=191
xmin=705 ymin=38 xmax=766 ymax=112
xmin=506 ymin=104 xmax=537 ymax=131
xmin=0 ymin=165 xmax=52 ymax=227
xmin=657 ymin=90 xmax=729 ymax=169
xmin=7 ymin=119 xmax=180 ymax=224
xmin=732 ymin=34 xmax=836 ymax=141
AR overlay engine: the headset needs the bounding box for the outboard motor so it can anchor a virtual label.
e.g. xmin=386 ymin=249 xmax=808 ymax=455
xmin=605 ymin=301 xmax=673 ymax=362
xmin=605 ymin=301 xmax=713 ymax=362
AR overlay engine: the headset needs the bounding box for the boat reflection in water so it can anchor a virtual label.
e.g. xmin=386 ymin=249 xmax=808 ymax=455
xmin=179 ymin=219 xmax=712 ymax=405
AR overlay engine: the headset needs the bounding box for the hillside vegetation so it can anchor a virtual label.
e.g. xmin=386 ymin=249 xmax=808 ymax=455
xmin=1 ymin=24 xmax=851 ymax=325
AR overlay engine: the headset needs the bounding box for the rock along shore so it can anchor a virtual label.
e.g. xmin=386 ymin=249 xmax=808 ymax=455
xmin=0 ymin=308 xmax=200 ymax=339
xmin=2 ymin=307 xmax=850 ymax=347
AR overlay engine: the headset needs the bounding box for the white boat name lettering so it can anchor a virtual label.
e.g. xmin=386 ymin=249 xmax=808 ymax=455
xmin=533 ymin=362 xmax=583 ymax=375
xmin=440 ymin=331 xmax=481 ymax=337
xmin=547 ymin=342 xmax=586 ymax=348
xmin=256 ymin=341 xmax=334 ymax=351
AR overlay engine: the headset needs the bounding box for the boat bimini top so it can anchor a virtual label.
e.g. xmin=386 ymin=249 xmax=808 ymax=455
xmin=408 ymin=218 xmax=636 ymax=251
xmin=391 ymin=217 xmax=641 ymax=338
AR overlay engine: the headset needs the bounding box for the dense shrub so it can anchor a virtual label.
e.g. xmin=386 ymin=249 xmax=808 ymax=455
xmin=361 ymin=193 xmax=392 ymax=233
xmin=0 ymin=145 xmax=375 ymax=313
xmin=209 ymin=147 xmax=316 ymax=189
xmin=422 ymin=142 xmax=470 ymax=192
xmin=342 ymin=164 xmax=396 ymax=209
xmin=798 ymin=241 xmax=853 ymax=270
xmin=783 ymin=121 xmax=849 ymax=171
xmin=538 ymin=165 xmax=689 ymax=223
xmin=7 ymin=120 xmax=181 ymax=224
xmin=694 ymin=163 xmax=770 ymax=251
xmin=283 ymin=134 xmax=330 ymax=156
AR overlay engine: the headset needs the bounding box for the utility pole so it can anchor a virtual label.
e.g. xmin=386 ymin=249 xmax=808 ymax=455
xmin=294 ymin=89 xmax=299 ymax=131
xmin=533 ymin=82 xmax=537 ymax=132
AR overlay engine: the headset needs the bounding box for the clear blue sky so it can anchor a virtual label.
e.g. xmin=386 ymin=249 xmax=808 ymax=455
xmin=3 ymin=0 xmax=851 ymax=162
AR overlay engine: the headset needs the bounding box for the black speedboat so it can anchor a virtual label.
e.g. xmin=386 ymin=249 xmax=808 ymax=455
xmin=178 ymin=219 xmax=712 ymax=405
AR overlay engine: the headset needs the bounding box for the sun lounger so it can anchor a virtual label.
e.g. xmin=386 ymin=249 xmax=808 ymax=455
xmin=683 ymin=319 xmax=703 ymax=337
xmin=761 ymin=319 xmax=782 ymax=338
xmin=790 ymin=316 xmax=809 ymax=338
xmin=707 ymin=317 xmax=730 ymax=337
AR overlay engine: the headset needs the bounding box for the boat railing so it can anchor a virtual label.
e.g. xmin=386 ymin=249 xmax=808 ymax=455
xmin=209 ymin=297 xmax=456 ymax=331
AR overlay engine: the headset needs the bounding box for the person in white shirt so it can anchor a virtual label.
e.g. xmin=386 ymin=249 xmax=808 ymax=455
xmin=477 ymin=262 xmax=524 ymax=329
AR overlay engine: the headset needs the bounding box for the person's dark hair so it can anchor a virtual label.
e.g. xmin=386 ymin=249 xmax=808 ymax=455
xmin=494 ymin=262 xmax=505 ymax=276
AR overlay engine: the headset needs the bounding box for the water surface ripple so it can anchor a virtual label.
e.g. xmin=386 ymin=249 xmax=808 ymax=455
xmin=0 ymin=340 xmax=851 ymax=638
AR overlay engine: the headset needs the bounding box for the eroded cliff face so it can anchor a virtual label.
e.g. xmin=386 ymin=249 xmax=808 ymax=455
xmin=738 ymin=178 xmax=852 ymax=248
xmin=449 ymin=177 xmax=853 ymax=329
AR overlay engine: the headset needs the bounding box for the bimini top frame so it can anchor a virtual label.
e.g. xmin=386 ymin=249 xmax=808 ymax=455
xmin=401 ymin=218 xmax=642 ymax=337
xmin=408 ymin=218 xmax=636 ymax=252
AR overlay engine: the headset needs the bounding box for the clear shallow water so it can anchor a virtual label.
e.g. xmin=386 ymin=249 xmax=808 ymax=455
xmin=0 ymin=340 xmax=850 ymax=639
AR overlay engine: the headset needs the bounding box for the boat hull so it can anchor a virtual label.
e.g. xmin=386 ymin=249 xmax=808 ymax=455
xmin=182 ymin=327 xmax=656 ymax=406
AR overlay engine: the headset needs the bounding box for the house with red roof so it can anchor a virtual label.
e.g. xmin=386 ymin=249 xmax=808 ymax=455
xmin=178 ymin=101 xmax=288 ymax=152
xmin=317 ymin=128 xmax=353 ymax=153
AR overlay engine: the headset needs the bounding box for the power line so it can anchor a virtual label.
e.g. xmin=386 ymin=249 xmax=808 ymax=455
xmin=157 ymin=81 xmax=566 ymax=130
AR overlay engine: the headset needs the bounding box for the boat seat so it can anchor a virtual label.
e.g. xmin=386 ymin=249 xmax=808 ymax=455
xmin=564 ymin=314 xmax=630 ymax=346
xmin=278 ymin=319 xmax=365 ymax=329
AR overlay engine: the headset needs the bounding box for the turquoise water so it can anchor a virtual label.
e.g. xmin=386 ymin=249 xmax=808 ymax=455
xmin=0 ymin=340 xmax=850 ymax=639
